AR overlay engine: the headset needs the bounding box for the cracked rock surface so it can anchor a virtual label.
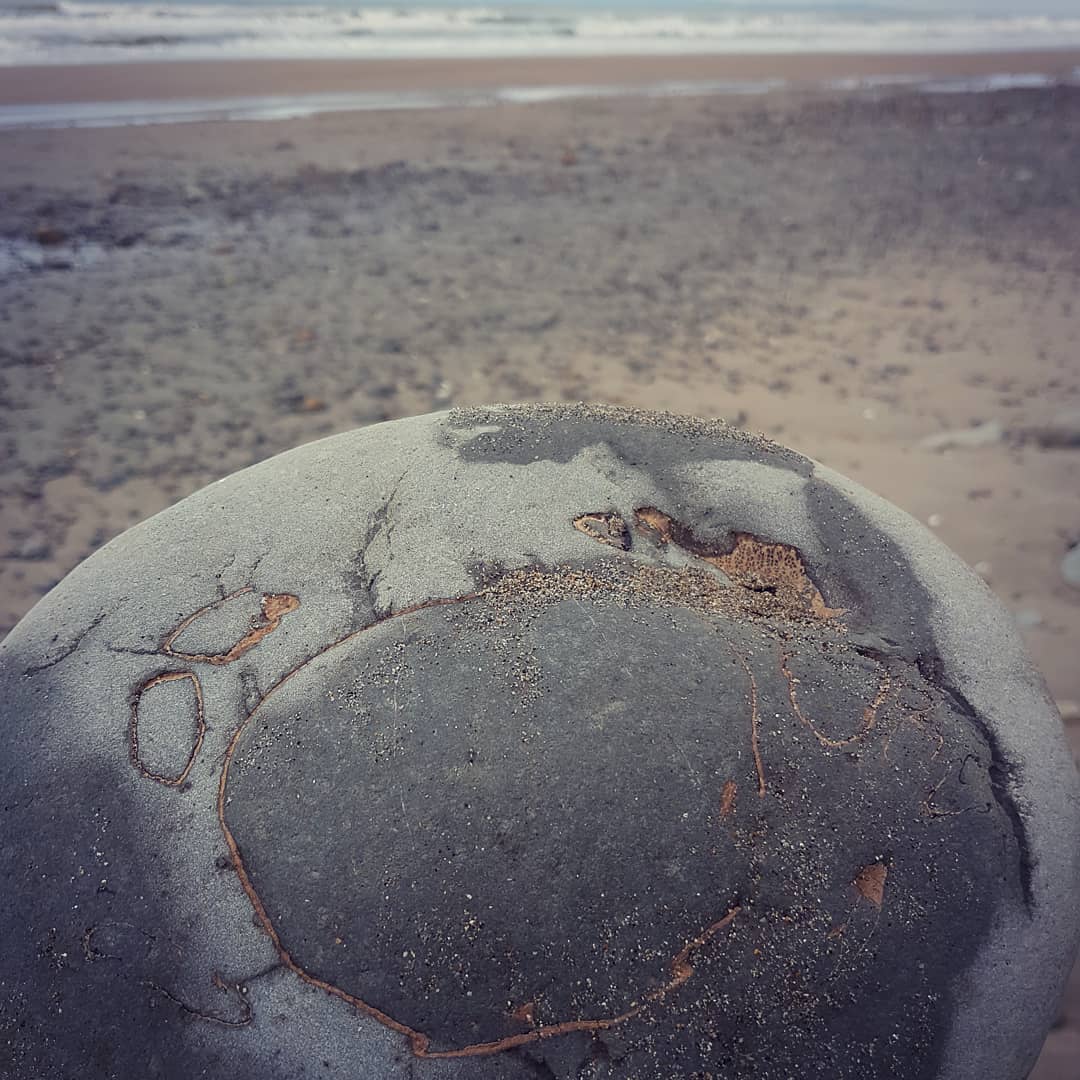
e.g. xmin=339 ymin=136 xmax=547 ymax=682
xmin=1 ymin=403 xmax=1078 ymax=1080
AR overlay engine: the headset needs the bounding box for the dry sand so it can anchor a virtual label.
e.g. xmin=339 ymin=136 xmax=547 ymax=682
xmin=1 ymin=55 xmax=1078 ymax=1075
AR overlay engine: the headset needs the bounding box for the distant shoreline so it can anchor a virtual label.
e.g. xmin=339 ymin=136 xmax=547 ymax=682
xmin=6 ymin=3 xmax=1080 ymax=71
xmin=3 ymin=49 xmax=1080 ymax=110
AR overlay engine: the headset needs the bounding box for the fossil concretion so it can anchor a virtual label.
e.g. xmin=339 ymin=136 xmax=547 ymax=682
xmin=1 ymin=404 xmax=1077 ymax=1080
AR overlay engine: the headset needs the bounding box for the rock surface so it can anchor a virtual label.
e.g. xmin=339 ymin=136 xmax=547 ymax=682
xmin=1 ymin=404 xmax=1078 ymax=1080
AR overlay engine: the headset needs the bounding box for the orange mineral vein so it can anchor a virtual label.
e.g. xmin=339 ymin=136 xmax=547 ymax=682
xmin=129 ymin=670 xmax=206 ymax=787
xmin=162 ymin=587 xmax=300 ymax=665
xmin=780 ymin=652 xmax=891 ymax=749
xmin=730 ymin=646 xmax=766 ymax=797
xmin=720 ymin=780 xmax=738 ymax=820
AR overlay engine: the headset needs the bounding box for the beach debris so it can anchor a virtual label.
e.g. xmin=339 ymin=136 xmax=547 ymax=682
xmin=1014 ymin=410 xmax=1080 ymax=450
xmin=918 ymin=420 xmax=1003 ymax=452
xmin=1062 ymin=545 xmax=1080 ymax=589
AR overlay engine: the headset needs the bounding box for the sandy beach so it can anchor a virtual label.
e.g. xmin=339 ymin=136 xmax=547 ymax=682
xmin=1 ymin=50 xmax=1079 ymax=1074
xmin=5 ymin=48 xmax=1080 ymax=105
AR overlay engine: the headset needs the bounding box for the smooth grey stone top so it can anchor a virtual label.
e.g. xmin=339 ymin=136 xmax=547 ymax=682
xmin=1 ymin=403 xmax=1077 ymax=1080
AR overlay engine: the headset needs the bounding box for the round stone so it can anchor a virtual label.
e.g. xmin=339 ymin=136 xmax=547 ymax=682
xmin=1 ymin=404 xmax=1077 ymax=1080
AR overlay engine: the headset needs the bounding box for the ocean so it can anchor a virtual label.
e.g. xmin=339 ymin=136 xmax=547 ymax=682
xmin=3 ymin=0 xmax=1080 ymax=68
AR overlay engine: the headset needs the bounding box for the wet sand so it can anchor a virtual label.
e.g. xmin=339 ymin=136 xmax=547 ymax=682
xmin=1 ymin=62 xmax=1078 ymax=1074
xmin=3 ymin=49 xmax=1080 ymax=107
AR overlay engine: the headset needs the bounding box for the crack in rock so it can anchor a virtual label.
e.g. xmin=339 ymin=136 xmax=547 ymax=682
xmin=916 ymin=651 xmax=1034 ymax=912
xmin=22 ymin=605 xmax=115 ymax=677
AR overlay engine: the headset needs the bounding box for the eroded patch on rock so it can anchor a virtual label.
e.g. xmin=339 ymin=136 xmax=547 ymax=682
xmin=633 ymin=507 xmax=844 ymax=619
xmin=571 ymin=511 xmax=631 ymax=551
xmin=163 ymin=587 xmax=300 ymax=665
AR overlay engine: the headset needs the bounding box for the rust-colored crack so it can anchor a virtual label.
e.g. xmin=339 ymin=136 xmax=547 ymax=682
xmin=661 ymin=907 xmax=742 ymax=1000
xmin=129 ymin=671 xmax=205 ymax=787
xmin=730 ymin=648 xmax=766 ymax=798
xmin=572 ymin=512 xmax=631 ymax=551
xmin=418 ymin=904 xmax=743 ymax=1059
xmin=633 ymin=508 xmax=844 ymax=619
xmin=853 ymin=862 xmax=888 ymax=909
xmin=720 ymin=780 xmax=738 ymax=820
xmin=780 ymin=653 xmax=891 ymax=749
xmin=216 ymin=585 xmax=741 ymax=1060
xmin=162 ymin=587 xmax=300 ymax=665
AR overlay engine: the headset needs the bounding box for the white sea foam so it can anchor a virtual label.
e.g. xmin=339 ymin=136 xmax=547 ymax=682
xmin=3 ymin=3 xmax=1080 ymax=66
xmin=825 ymin=70 xmax=1073 ymax=99
xmin=918 ymin=72 xmax=1060 ymax=93
xmin=0 ymin=69 xmax=1075 ymax=132
xmin=0 ymin=78 xmax=791 ymax=129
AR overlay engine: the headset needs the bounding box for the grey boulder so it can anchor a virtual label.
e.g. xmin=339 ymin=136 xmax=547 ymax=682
xmin=1 ymin=404 xmax=1078 ymax=1080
